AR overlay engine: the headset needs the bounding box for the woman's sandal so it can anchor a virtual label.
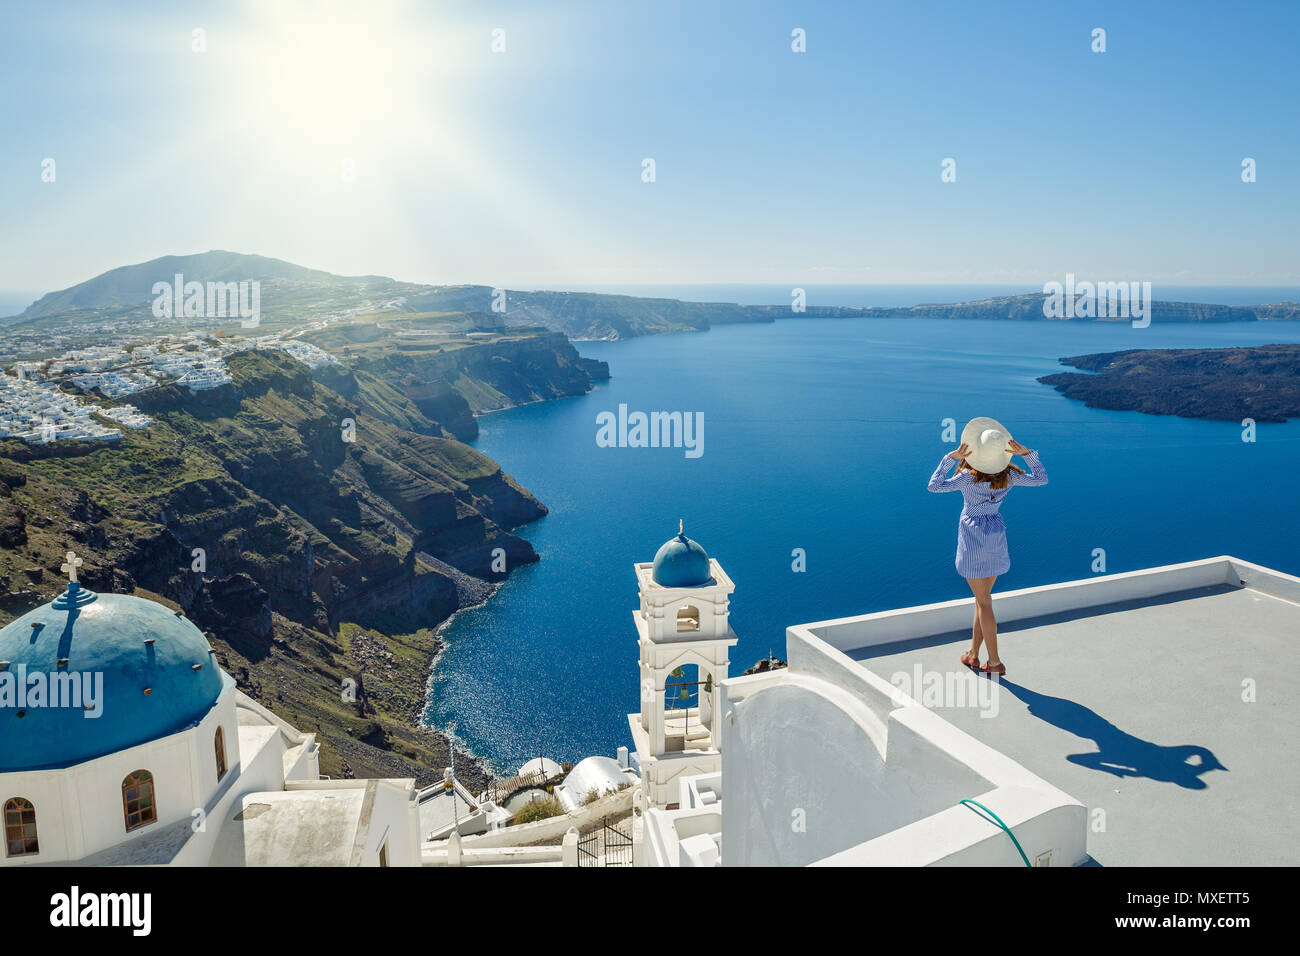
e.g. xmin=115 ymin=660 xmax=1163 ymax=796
xmin=960 ymin=651 xmax=981 ymax=670
xmin=982 ymin=660 xmax=1006 ymax=677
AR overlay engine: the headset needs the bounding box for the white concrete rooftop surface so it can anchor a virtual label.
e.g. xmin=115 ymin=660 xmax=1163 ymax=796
xmin=812 ymin=557 xmax=1300 ymax=866
xmin=211 ymin=785 xmax=370 ymax=867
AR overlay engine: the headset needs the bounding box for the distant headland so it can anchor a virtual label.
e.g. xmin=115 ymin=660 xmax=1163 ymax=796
xmin=1038 ymin=344 xmax=1300 ymax=423
xmin=6 ymin=251 xmax=1300 ymax=343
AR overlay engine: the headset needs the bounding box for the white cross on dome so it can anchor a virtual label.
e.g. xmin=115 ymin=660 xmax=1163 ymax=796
xmin=61 ymin=550 xmax=83 ymax=585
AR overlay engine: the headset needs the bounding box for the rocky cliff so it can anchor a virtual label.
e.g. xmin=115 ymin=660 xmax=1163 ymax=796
xmin=0 ymin=337 xmax=605 ymax=786
xmin=310 ymin=328 xmax=610 ymax=441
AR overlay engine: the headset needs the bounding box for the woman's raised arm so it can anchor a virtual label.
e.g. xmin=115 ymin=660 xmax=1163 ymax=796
xmin=1012 ymin=449 xmax=1048 ymax=487
xmin=928 ymin=446 xmax=970 ymax=492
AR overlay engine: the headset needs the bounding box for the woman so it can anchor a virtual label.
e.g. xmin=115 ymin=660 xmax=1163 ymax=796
xmin=927 ymin=417 xmax=1048 ymax=676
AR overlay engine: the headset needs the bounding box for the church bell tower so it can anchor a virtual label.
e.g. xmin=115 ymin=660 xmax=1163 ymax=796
xmin=628 ymin=522 xmax=737 ymax=810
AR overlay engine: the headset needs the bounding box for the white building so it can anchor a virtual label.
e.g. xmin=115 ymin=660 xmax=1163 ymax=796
xmin=7 ymin=537 xmax=1294 ymax=868
xmin=628 ymin=524 xmax=737 ymax=811
xmin=0 ymin=372 xmax=127 ymax=443
xmin=555 ymin=755 xmax=634 ymax=812
xmin=0 ymin=558 xmax=423 ymax=866
xmin=639 ymin=549 xmax=1300 ymax=867
xmin=260 ymin=339 xmax=341 ymax=369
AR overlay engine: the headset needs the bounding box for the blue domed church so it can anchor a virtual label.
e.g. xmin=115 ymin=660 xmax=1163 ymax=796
xmin=0 ymin=554 xmax=421 ymax=866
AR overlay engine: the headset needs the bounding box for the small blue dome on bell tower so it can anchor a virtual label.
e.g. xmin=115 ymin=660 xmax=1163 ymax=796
xmin=651 ymin=521 xmax=713 ymax=588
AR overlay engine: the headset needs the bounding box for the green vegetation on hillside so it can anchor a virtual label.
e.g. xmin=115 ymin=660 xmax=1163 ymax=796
xmin=0 ymin=335 xmax=605 ymax=785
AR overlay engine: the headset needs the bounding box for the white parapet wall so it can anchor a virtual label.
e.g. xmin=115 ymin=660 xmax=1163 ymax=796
xmin=799 ymin=556 xmax=1296 ymax=654
xmin=423 ymin=843 xmax=568 ymax=867
xmin=717 ymin=661 xmax=1084 ymax=866
xmin=424 ymin=786 xmax=634 ymax=853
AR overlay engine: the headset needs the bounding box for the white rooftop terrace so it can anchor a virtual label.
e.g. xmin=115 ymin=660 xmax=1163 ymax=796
xmin=801 ymin=556 xmax=1299 ymax=866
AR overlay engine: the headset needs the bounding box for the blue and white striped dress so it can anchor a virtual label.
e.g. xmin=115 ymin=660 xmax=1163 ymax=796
xmin=927 ymin=450 xmax=1048 ymax=578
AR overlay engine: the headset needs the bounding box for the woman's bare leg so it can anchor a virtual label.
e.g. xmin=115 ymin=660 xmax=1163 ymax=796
xmin=967 ymin=576 xmax=999 ymax=665
xmin=969 ymin=604 xmax=984 ymax=659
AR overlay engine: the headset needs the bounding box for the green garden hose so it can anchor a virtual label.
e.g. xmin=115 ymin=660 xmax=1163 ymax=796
xmin=959 ymin=799 xmax=1032 ymax=867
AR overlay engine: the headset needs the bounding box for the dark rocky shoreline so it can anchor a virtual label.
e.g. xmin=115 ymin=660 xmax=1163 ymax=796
xmin=1039 ymin=344 xmax=1300 ymax=423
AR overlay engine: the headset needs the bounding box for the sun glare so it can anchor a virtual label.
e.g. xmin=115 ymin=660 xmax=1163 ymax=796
xmin=196 ymin=1 xmax=590 ymax=278
xmin=220 ymin=1 xmax=450 ymax=185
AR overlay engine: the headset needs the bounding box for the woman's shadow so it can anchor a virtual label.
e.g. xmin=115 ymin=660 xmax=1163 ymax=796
xmin=996 ymin=678 xmax=1226 ymax=790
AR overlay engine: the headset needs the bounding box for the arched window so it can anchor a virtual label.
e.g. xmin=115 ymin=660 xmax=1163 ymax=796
xmin=122 ymin=771 xmax=157 ymax=832
xmin=676 ymin=605 xmax=701 ymax=632
xmin=3 ymin=798 xmax=38 ymax=857
xmin=214 ymin=726 xmax=228 ymax=781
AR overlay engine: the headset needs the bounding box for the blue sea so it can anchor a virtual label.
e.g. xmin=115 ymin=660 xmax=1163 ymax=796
xmin=424 ymin=305 xmax=1300 ymax=774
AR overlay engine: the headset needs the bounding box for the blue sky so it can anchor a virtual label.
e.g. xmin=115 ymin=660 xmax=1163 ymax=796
xmin=2 ymin=0 xmax=1298 ymax=297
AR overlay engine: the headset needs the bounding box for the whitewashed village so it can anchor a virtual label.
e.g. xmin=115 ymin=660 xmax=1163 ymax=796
xmin=0 ymin=333 xmax=338 ymax=445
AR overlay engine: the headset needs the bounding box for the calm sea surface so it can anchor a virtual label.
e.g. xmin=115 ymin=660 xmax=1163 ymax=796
xmin=424 ymin=315 xmax=1300 ymax=773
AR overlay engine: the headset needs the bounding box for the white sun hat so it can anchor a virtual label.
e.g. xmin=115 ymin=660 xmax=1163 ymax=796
xmin=959 ymin=416 xmax=1014 ymax=474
